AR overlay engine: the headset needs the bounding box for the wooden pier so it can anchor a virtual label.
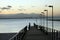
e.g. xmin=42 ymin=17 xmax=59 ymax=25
xmin=23 ymin=26 xmax=52 ymax=40
xmin=9 ymin=23 xmax=60 ymax=40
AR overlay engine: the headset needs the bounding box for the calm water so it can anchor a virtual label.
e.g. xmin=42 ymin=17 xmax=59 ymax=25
xmin=0 ymin=19 xmax=60 ymax=33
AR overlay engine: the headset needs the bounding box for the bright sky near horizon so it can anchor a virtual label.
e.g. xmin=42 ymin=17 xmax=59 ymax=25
xmin=0 ymin=0 xmax=60 ymax=16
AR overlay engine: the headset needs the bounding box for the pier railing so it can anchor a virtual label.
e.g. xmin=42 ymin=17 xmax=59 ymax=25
xmin=9 ymin=23 xmax=60 ymax=40
xmin=38 ymin=25 xmax=60 ymax=40
xmin=9 ymin=26 xmax=27 ymax=40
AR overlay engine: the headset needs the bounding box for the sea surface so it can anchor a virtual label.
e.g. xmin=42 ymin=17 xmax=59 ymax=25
xmin=0 ymin=19 xmax=60 ymax=33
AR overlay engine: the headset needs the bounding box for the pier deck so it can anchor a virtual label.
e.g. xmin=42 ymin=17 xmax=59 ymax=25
xmin=23 ymin=26 xmax=52 ymax=40
xmin=9 ymin=24 xmax=60 ymax=40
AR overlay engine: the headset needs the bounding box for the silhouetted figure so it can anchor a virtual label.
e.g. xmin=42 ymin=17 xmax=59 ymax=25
xmin=29 ymin=23 xmax=31 ymax=30
xmin=34 ymin=23 xmax=37 ymax=28
xmin=34 ymin=23 xmax=36 ymax=27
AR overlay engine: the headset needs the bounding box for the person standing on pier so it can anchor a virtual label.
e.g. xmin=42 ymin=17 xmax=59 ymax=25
xmin=29 ymin=23 xmax=31 ymax=30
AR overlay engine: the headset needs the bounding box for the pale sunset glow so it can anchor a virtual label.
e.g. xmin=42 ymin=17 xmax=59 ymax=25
xmin=0 ymin=0 xmax=60 ymax=16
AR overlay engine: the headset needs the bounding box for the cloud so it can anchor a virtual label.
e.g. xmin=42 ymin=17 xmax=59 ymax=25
xmin=18 ymin=9 xmax=26 ymax=11
xmin=7 ymin=5 xmax=12 ymax=8
xmin=0 ymin=5 xmax=12 ymax=10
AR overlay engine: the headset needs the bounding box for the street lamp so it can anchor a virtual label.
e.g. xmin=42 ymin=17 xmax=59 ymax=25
xmin=44 ymin=10 xmax=48 ymax=32
xmin=48 ymin=5 xmax=53 ymax=40
xmin=41 ymin=12 xmax=45 ymax=26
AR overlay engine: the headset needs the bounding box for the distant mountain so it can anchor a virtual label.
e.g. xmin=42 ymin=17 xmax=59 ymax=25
xmin=0 ymin=13 xmax=60 ymax=19
xmin=0 ymin=13 xmax=41 ymax=19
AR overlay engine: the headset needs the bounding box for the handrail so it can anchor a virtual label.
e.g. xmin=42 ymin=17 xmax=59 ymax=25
xmin=39 ymin=25 xmax=60 ymax=40
xmin=9 ymin=26 xmax=27 ymax=40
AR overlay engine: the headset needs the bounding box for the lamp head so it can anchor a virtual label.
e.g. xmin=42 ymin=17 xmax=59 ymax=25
xmin=41 ymin=12 xmax=44 ymax=13
xmin=44 ymin=10 xmax=47 ymax=11
xmin=41 ymin=12 xmax=44 ymax=14
xmin=48 ymin=5 xmax=53 ymax=7
xmin=40 ymin=14 xmax=42 ymax=15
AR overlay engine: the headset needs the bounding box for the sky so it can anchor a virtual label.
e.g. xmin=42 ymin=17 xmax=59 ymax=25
xmin=0 ymin=0 xmax=60 ymax=16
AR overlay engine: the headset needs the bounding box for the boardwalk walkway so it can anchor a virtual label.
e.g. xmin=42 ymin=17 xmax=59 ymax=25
xmin=23 ymin=26 xmax=52 ymax=40
xmin=9 ymin=25 xmax=60 ymax=40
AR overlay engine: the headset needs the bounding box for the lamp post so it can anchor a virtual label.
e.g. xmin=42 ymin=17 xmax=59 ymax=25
xmin=48 ymin=5 xmax=53 ymax=40
xmin=41 ymin=12 xmax=45 ymax=26
xmin=44 ymin=10 xmax=48 ymax=32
